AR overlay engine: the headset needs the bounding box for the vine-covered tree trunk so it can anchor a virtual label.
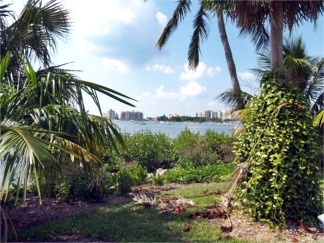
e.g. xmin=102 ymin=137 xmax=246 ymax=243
xmin=234 ymin=76 xmax=322 ymax=227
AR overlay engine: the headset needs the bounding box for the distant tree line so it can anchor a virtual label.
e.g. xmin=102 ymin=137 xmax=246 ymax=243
xmin=156 ymin=115 xmax=223 ymax=123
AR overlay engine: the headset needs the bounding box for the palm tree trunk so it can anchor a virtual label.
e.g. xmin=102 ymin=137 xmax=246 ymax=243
xmin=217 ymin=13 xmax=243 ymax=109
xmin=270 ymin=1 xmax=284 ymax=72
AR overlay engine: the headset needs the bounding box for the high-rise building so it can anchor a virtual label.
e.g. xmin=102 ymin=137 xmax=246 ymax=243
xmin=211 ymin=111 xmax=218 ymax=119
xmin=106 ymin=109 xmax=118 ymax=119
xmin=200 ymin=110 xmax=212 ymax=119
xmin=120 ymin=110 xmax=144 ymax=121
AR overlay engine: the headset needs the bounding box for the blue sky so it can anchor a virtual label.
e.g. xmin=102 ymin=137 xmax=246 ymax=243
xmin=6 ymin=0 xmax=324 ymax=118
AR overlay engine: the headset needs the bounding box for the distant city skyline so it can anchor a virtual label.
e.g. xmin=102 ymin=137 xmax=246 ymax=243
xmin=104 ymin=108 xmax=234 ymax=121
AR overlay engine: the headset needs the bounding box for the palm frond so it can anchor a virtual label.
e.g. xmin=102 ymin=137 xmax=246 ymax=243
xmin=313 ymin=110 xmax=324 ymax=128
xmin=217 ymin=89 xmax=253 ymax=110
xmin=5 ymin=0 xmax=71 ymax=67
xmin=157 ymin=0 xmax=192 ymax=48
xmin=188 ymin=5 xmax=210 ymax=69
xmin=239 ymin=21 xmax=269 ymax=51
xmin=0 ymin=120 xmax=59 ymax=202
xmin=0 ymin=52 xmax=11 ymax=81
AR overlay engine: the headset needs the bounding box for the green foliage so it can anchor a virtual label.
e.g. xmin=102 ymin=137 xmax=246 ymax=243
xmin=235 ymin=77 xmax=322 ymax=227
xmin=202 ymin=130 xmax=236 ymax=163
xmin=54 ymin=167 xmax=104 ymax=202
xmin=173 ymin=129 xmax=235 ymax=168
xmin=127 ymin=163 xmax=148 ymax=186
xmin=151 ymin=174 xmax=164 ymax=186
xmin=173 ymin=129 xmax=212 ymax=168
xmin=114 ymin=169 xmax=134 ymax=195
xmin=111 ymin=163 xmax=148 ymax=195
xmin=163 ymin=164 xmax=235 ymax=184
xmin=121 ymin=131 xmax=174 ymax=172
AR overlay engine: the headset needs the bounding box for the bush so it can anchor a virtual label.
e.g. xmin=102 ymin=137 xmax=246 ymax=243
xmin=163 ymin=164 xmax=235 ymax=184
xmin=235 ymin=77 xmax=322 ymax=226
xmin=115 ymin=169 xmax=134 ymax=195
xmin=122 ymin=131 xmax=174 ymax=172
xmin=151 ymin=174 xmax=164 ymax=186
xmin=109 ymin=163 xmax=148 ymax=195
xmin=173 ymin=129 xmax=236 ymax=168
xmin=127 ymin=163 xmax=147 ymax=186
xmin=54 ymin=167 xmax=105 ymax=202
xmin=202 ymin=130 xmax=236 ymax=163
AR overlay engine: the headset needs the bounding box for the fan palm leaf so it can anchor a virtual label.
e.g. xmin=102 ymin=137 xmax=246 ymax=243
xmin=6 ymin=0 xmax=70 ymax=67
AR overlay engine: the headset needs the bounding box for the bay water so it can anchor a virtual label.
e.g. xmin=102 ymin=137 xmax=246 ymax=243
xmin=114 ymin=120 xmax=241 ymax=139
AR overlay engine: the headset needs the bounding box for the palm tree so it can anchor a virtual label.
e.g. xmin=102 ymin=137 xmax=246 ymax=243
xmin=0 ymin=0 xmax=70 ymax=78
xmin=206 ymin=0 xmax=323 ymax=75
xmin=0 ymin=53 xmax=136 ymax=202
xmin=221 ymin=36 xmax=323 ymax=116
xmin=252 ymin=36 xmax=324 ymax=116
xmin=157 ymin=0 xmax=243 ymax=109
xmin=205 ymin=1 xmax=323 ymax=225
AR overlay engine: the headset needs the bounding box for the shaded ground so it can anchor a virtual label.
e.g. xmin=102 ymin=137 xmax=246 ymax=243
xmin=6 ymin=184 xmax=324 ymax=242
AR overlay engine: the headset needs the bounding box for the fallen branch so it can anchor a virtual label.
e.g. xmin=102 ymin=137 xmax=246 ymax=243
xmin=219 ymin=162 xmax=249 ymax=210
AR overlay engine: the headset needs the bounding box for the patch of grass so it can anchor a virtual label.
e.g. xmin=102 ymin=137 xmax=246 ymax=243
xmin=13 ymin=182 xmax=247 ymax=242
xmin=163 ymin=164 xmax=236 ymax=184
xmin=161 ymin=182 xmax=230 ymax=207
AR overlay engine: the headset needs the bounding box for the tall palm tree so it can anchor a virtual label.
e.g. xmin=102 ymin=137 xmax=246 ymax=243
xmin=206 ymin=0 xmax=323 ymax=75
xmin=0 ymin=0 xmax=70 ymax=77
xmin=252 ymin=36 xmax=324 ymax=116
xmin=157 ymin=0 xmax=243 ymax=109
xmin=206 ymin=1 xmax=323 ymax=225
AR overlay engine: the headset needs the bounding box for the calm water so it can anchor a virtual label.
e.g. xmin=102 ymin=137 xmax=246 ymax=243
xmin=114 ymin=120 xmax=240 ymax=138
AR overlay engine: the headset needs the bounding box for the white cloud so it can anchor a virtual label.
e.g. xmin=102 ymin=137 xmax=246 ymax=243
xmin=101 ymin=58 xmax=129 ymax=74
xmin=156 ymin=86 xmax=179 ymax=99
xmin=138 ymin=81 xmax=206 ymax=102
xmin=156 ymin=12 xmax=167 ymax=27
xmin=238 ymin=71 xmax=255 ymax=81
xmin=180 ymin=62 xmax=221 ymax=81
xmin=65 ymin=0 xmax=163 ymax=66
xmin=146 ymin=64 xmax=175 ymax=74
xmin=180 ymin=81 xmax=206 ymax=99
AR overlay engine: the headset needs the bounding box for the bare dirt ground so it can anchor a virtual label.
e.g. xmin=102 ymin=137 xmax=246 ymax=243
xmin=6 ymin=184 xmax=324 ymax=242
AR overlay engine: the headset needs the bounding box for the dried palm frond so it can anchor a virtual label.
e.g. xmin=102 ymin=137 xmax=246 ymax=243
xmin=131 ymin=193 xmax=157 ymax=208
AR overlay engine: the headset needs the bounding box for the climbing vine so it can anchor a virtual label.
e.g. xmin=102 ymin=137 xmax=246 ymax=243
xmin=235 ymin=75 xmax=322 ymax=227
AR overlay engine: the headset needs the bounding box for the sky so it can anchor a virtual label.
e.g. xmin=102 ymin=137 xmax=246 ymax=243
xmin=5 ymin=0 xmax=324 ymax=118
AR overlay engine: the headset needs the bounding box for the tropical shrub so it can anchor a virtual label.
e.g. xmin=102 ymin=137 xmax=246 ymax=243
xmin=151 ymin=174 xmax=165 ymax=186
xmin=105 ymin=163 xmax=148 ymax=195
xmin=201 ymin=130 xmax=236 ymax=163
xmin=163 ymin=164 xmax=235 ymax=184
xmin=121 ymin=131 xmax=174 ymax=172
xmin=54 ymin=164 xmax=105 ymax=202
xmin=114 ymin=169 xmax=134 ymax=195
xmin=173 ymin=129 xmax=236 ymax=168
xmin=235 ymin=76 xmax=322 ymax=226
xmin=173 ymin=129 xmax=212 ymax=168
xmin=126 ymin=163 xmax=148 ymax=186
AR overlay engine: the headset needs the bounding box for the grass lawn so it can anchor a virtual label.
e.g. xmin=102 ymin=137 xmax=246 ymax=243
xmin=9 ymin=172 xmax=324 ymax=242
xmin=11 ymin=182 xmax=247 ymax=242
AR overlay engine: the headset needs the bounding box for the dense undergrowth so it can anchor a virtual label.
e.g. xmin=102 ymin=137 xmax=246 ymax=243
xmin=11 ymin=129 xmax=237 ymax=202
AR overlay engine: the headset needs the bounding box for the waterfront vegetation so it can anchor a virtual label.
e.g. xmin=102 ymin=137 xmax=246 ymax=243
xmin=43 ymin=129 xmax=237 ymax=201
xmin=1 ymin=0 xmax=324 ymax=242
